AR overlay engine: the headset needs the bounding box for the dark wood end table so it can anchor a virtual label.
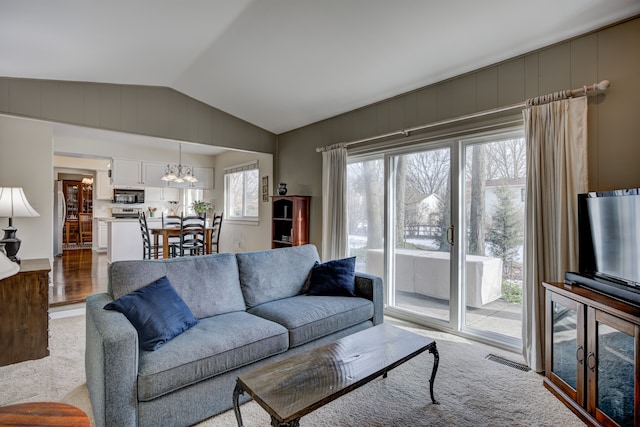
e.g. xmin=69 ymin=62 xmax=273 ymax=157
xmin=233 ymin=323 xmax=439 ymax=427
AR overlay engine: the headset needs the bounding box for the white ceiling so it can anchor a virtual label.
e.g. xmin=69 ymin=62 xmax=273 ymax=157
xmin=1 ymin=0 xmax=639 ymax=135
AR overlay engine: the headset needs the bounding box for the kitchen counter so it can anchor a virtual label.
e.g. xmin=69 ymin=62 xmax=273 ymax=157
xmin=106 ymin=217 xmax=163 ymax=263
xmin=101 ymin=217 xmax=162 ymax=222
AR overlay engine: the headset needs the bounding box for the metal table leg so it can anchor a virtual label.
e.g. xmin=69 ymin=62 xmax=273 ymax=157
xmin=233 ymin=381 xmax=245 ymax=427
xmin=428 ymin=342 xmax=440 ymax=404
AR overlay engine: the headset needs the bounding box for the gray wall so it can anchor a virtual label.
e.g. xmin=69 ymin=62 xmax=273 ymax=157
xmin=0 ymin=79 xmax=276 ymax=154
xmin=277 ymin=17 xmax=640 ymax=254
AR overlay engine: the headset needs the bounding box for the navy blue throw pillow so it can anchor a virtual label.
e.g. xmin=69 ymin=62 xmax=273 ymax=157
xmin=307 ymin=257 xmax=357 ymax=296
xmin=104 ymin=275 xmax=198 ymax=351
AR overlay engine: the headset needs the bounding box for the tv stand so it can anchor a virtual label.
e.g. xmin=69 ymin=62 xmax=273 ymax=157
xmin=543 ymin=281 xmax=639 ymax=426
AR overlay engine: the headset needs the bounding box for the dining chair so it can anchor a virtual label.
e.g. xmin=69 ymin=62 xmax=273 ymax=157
xmin=180 ymin=213 xmax=206 ymax=256
xmin=209 ymin=212 xmax=223 ymax=253
xmin=138 ymin=212 xmax=162 ymax=259
xmin=162 ymin=213 xmax=182 ymax=257
xmin=78 ymin=213 xmax=93 ymax=245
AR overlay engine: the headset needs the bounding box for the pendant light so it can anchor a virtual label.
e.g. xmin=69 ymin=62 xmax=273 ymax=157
xmin=162 ymin=143 xmax=198 ymax=183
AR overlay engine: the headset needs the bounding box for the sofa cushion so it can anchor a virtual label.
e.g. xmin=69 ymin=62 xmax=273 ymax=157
xmin=307 ymin=257 xmax=357 ymax=296
xmin=236 ymin=244 xmax=320 ymax=309
xmin=108 ymin=253 xmax=246 ymax=319
xmin=104 ymin=275 xmax=198 ymax=351
xmin=137 ymin=311 xmax=288 ymax=401
xmin=248 ymin=295 xmax=374 ymax=348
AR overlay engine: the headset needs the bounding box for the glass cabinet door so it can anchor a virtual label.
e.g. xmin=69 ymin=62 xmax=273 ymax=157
xmin=588 ymin=309 xmax=637 ymax=427
xmin=547 ymin=291 xmax=585 ymax=405
xmin=64 ymin=181 xmax=80 ymax=220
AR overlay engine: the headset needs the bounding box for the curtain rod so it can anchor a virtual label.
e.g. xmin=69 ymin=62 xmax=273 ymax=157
xmin=316 ymin=80 xmax=610 ymax=152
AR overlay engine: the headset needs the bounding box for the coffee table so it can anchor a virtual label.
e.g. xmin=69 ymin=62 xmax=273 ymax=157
xmin=232 ymin=323 xmax=439 ymax=427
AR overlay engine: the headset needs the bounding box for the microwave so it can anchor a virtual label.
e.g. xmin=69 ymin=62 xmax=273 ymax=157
xmin=113 ymin=188 xmax=145 ymax=204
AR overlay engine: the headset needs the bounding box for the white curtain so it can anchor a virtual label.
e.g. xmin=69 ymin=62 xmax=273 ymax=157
xmin=321 ymin=145 xmax=348 ymax=261
xmin=522 ymin=96 xmax=588 ymax=372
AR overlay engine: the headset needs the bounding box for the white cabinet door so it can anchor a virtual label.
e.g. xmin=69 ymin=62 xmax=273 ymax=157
xmin=163 ymin=187 xmax=181 ymax=202
xmin=145 ymin=187 xmax=163 ymax=202
xmin=145 ymin=187 xmax=180 ymax=202
xmin=95 ymin=170 xmax=113 ymax=200
xmin=111 ymin=159 xmax=143 ymax=187
xmin=142 ymin=162 xmax=167 ymax=187
xmin=193 ymin=167 xmax=214 ymax=189
xmin=97 ymin=220 xmax=108 ymax=250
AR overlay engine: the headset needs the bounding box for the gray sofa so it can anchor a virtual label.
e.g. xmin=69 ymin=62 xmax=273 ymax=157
xmin=85 ymin=244 xmax=383 ymax=427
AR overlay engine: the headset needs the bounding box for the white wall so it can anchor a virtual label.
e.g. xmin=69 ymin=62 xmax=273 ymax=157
xmin=0 ymin=115 xmax=53 ymax=263
xmin=214 ymin=150 xmax=273 ymax=253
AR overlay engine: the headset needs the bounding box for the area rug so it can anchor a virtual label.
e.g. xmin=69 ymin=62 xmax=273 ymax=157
xmin=0 ymin=313 xmax=585 ymax=426
xmin=63 ymin=243 xmax=93 ymax=251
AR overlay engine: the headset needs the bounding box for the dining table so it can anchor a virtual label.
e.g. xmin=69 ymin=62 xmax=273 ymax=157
xmin=149 ymin=226 xmax=214 ymax=259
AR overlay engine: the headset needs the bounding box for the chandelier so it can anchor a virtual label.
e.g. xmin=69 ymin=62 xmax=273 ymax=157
xmin=161 ymin=143 xmax=198 ymax=184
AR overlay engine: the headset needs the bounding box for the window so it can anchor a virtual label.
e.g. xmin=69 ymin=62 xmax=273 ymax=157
xmin=183 ymin=188 xmax=203 ymax=215
xmin=224 ymin=161 xmax=259 ymax=222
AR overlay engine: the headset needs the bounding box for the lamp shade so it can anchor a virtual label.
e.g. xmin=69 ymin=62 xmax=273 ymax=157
xmin=0 ymin=188 xmax=40 ymax=218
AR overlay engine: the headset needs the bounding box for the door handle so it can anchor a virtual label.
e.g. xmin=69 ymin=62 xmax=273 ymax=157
xmin=576 ymin=345 xmax=584 ymax=365
xmin=447 ymin=225 xmax=455 ymax=246
xmin=587 ymin=352 xmax=596 ymax=372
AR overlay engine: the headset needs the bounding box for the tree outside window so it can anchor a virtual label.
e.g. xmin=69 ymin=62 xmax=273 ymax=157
xmin=225 ymin=168 xmax=259 ymax=220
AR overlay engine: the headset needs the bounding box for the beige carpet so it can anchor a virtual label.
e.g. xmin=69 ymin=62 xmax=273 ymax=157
xmin=0 ymin=313 xmax=585 ymax=426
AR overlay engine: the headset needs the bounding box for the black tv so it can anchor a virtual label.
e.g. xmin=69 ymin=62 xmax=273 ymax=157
xmin=565 ymin=188 xmax=640 ymax=306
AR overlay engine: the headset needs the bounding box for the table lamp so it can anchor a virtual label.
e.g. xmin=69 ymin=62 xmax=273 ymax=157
xmin=0 ymin=187 xmax=40 ymax=263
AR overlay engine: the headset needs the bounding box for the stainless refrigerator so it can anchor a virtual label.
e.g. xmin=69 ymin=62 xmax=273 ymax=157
xmin=53 ymin=180 xmax=66 ymax=256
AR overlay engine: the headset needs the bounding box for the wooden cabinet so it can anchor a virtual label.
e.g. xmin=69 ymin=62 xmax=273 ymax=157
xmin=272 ymin=196 xmax=310 ymax=249
xmin=63 ymin=180 xmax=92 ymax=245
xmin=63 ymin=180 xmax=92 ymax=217
xmin=543 ymin=281 xmax=640 ymax=426
xmin=0 ymin=259 xmax=51 ymax=366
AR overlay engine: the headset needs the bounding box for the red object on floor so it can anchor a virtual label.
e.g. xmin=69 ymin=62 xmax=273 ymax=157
xmin=0 ymin=402 xmax=90 ymax=426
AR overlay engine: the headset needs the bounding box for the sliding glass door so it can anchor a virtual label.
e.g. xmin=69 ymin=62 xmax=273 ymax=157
xmin=388 ymin=146 xmax=452 ymax=322
xmin=347 ymin=128 xmax=524 ymax=349
xmin=462 ymin=134 xmax=525 ymax=341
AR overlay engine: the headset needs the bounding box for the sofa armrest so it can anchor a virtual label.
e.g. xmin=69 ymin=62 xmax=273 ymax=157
xmin=85 ymin=293 xmax=140 ymax=427
xmin=354 ymin=272 xmax=384 ymax=325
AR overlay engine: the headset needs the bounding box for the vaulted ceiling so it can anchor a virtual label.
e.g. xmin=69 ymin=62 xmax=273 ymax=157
xmin=1 ymin=0 xmax=639 ymax=135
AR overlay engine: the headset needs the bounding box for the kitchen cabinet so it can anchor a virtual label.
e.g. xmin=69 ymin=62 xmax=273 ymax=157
xmin=154 ymin=167 xmax=214 ymax=189
xmin=543 ymin=281 xmax=639 ymax=426
xmin=111 ymin=158 xmax=214 ymax=189
xmin=142 ymin=161 xmax=168 ymax=187
xmin=95 ymin=170 xmax=112 ymax=200
xmin=93 ymin=219 xmax=108 ymax=251
xmin=145 ymin=187 xmax=180 ymax=202
xmin=192 ymin=167 xmax=214 ymax=189
xmin=107 ymin=219 xmax=143 ymax=263
xmin=111 ymin=159 xmax=143 ymax=187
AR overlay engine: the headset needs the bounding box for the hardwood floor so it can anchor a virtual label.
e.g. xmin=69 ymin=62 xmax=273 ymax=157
xmin=50 ymin=249 xmax=108 ymax=307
